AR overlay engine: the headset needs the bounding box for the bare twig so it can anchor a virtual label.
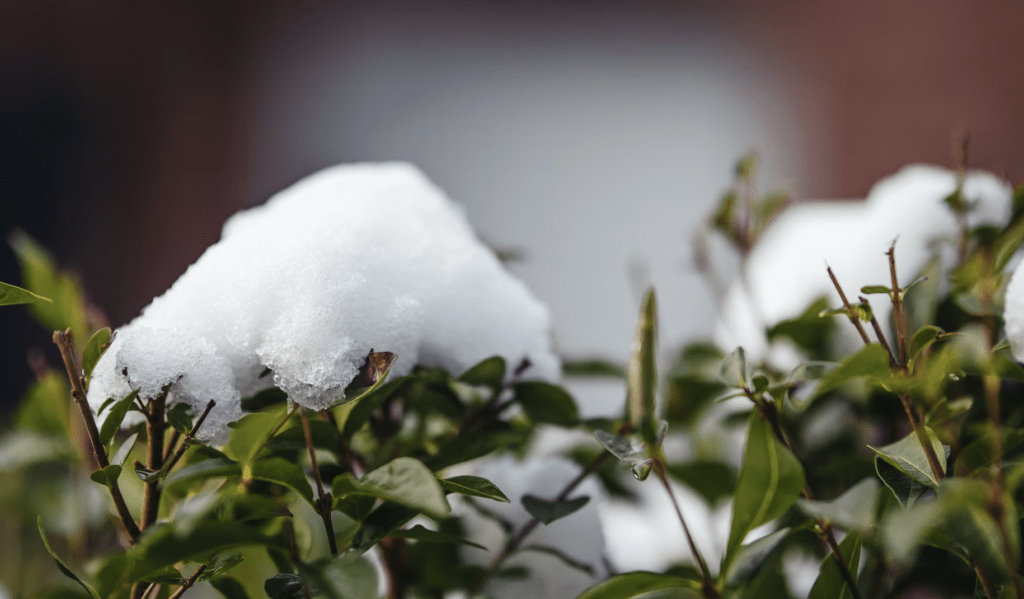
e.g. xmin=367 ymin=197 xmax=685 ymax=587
xmin=162 ymin=400 xmax=216 ymax=474
xmin=141 ymin=391 xmax=167 ymax=531
xmin=52 ymin=329 xmax=140 ymax=543
xmin=886 ymin=245 xmax=909 ymax=368
xmin=827 ymin=266 xmax=872 ymax=346
xmin=300 ymin=408 xmax=338 ymax=556
xmin=654 ymin=461 xmax=720 ymax=599
xmin=167 ymin=564 xmax=207 ymax=599
xmin=859 ymin=296 xmax=897 ymax=368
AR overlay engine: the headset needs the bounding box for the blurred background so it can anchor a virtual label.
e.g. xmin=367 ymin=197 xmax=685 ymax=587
xmin=2 ymin=0 xmax=1023 ymax=416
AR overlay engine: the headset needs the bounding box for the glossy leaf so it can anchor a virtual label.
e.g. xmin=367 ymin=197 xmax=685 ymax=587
xmin=166 ymin=402 xmax=194 ymax=436
xmin=37 ymin=517 xmax=101 ymax=599
xmin=514 ymin=381 xmax=579 ymax=427
xmin=250 ymin=457 xmax=315 ymax=505
xmin=98 ymin=390 xmax=140 ymax=449
xmin=522 ymin=494 xmax=589 ymax=525
xmin=797 ymin=478 xmax=879 ymax=531
xmin=386 ymin=524 xmax=486 ymax=550
xmin=813 ymin=344 xmax=890 ymax=398
xmin=726 ymin=413 xmax=805 ymax=565
xmin=332 ymin=457 xmax=450 ymax=519
xmin=224 ymin=406 xmax=289 ymax=464
xmin=575 ymin=572 xmax=701 ymax=599
xmin=0 ymin=280 xmax=51 ymax=306
xmin=869 ymin=427 xmax=946 ymax=490
xmin=265 ymin=573 xmax=306 ymax=599
xmin=807 ymin=530 xmax=862 ymax=599
xmin=457 ymin=356 xmax=506 ymax=395
xmin=89 ymin=464 xmax=122 ymax=488
xmin=724 ymin=527 xmax=791 ymax=587
xmin=81 ymin=327 xmax=111 ymax=388
xmin=438 ymin=475 xmax=510 ymax=503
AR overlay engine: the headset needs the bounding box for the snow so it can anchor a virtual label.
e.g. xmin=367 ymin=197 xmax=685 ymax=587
xmin=87 ymin=162 xmax=559 ymax=443
xmin=716 ymin=164 xmax=1012 ymax=366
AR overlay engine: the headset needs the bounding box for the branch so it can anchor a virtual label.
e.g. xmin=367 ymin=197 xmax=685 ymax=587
xmin=827 ymin=266 xmax=872 ymax=346
xmin=52 ymin=329 xmax=140 ymax=543
xmin=162 ymin=400 xmax=216 ymax=474
xmin=167 ymin=564 xmax=207 ymax=599
xmin=653 ymin=461 xmax=720 ymax=599
xmin=300 ymin=408 xmax=338 ymax=556
xmin=886 ymin=244 xmax=909 ymax=368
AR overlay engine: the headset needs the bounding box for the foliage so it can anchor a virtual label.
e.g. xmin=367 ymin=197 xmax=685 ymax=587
xmin=3 ymin=160 xmax=1024 ymax=599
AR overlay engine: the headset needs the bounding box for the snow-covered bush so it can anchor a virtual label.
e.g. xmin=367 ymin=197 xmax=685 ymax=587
xmin=2 ymin=155 xmax=1024 ymax=599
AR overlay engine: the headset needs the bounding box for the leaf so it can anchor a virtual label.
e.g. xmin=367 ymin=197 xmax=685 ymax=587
xmin=438 ymin=475 xmax=510 ymax=502
xmin=164 ymin=458 xmax=241 ymax=491
xmin=331 ymin=457 xmax=450 ymax=519
xmin=224 ymin=406 xmax=289 ymax=464
xmin=575 ymin=571 xmax=701 ymax=599
xmin=210 ymin=576 xmax=252 ymax=599
xmin=37 ymin=517 xmax=101 ymax=599
xmin=797 ymin=478 xmax=880 ymax=530
xmin=813 ymin=344 xmax=891 ymax=399
xmin=81 ymin=327 xmax=111 ymax=388
xmin=98 ymin=390 xmax=140 ymax=449
xmin=351 ymin=501 xmax=418 ymax=552
xmin=89 ymin=464 xmax=122 ymax=488
xmin=250 ymin=457 xmax=315 ymax=505
xmin=0 ymin=280 xmax=52 ymax=306
xmin=9 ymin=230 xmax=88 ymax=342
xmin=386 ymin=524 xmax=485 ymax=550
xmin=719 ymin=347 xmax=748 ymax=389
xmin=198 ymin=551 xmax=246 ymax=581
xmin=514 ymin=381 xmax=579 ymax=427
xmin=562 ymin=359 xmax=625 ymax=378
xmin=265 ymin=573 xmax=306 ymax=599
xmin=240 ymin=386 xmax=288 ymax=412
xmin=521 ymin=544 xmax=596 ymax=576
xmin=299 ymin=553 xmax=379 ymax=599
xmin=724 ymin=527 xmax=791 ymax=587
xmin=807 ymin=530 xmax=862 ymax=599
xmin=166 ymin=402 xmax=194 ymax=435
xmin=860 ymin=285 xmax=892 ymax=295
xmin=521 ymin=494 xmax=590 ymax=525
xmin=628 ymin=288 xmax=659 ymax=444
xmin=0 ymin=430 xmax=79 ymax=471
xmin=594 ymin=428 xmax=655 ymax=481
xmin=341 ymin=378 xmax=405 ymax=438
xmin=726 ymin=413 xmax=805 ymax=567
xmin=457 ymin=356 xmax=506 ymax=395
xmin=341 ymin=351 xmax=398 ymax=406
xmin=869 ymin=427 xmax=946 ymax=490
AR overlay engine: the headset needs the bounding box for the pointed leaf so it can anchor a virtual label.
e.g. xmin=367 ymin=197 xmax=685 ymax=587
xmin=514 ymin=381 xmax=579 ymax=427
xmin=861 ymin=285 xmax=893 ymax=295
xmin=341 ymin=351 xmax=398 ymax=406
xmin=797 ymin=478 xmax=880 ymax=530
xmin=250 ymin=457 xmax=315 ymax=505
xmin=332 ymin=457 xmax=450 ymax=519
xmin=438 ymin=475 xmax=510 ymax=503
xmin=81 ymin=327 xmax=112 ymax=388
xmin=90 ymin=464 xmax=122 ymax=488
xmin=0 ymin=280 xmax=52 ymax=306
xmin=386 ymin=524 xmax=486 ymax=550
xmin=807 ymin=530 xmax=862 ymax=599
xmin=522 ymin=494 xmax=590 ymax=525
xmin=166 ymin=402 xmax=194 ymax=436
xmin=726 ymin=413 xmax=805 ymax=565
xmin=724 ymin=527 xmax=791 ymax=587
xmin=628 ymin=288 xmax=659 ymax=444
xmin=457 ymin=356 xmax=506 ymax=395
xmin=99 ymin=390 xmax=140 ymax=449
xmin=814 ymin=344 xmax=890 ymax=398
xmin=869 ymin=427 xmax=946 ymax=490
xmin=575 ymin=572 xmax=701 ymax=599
xmin=37 ymin=517 xmax=101 ymax=599
xmin=719 ymin=347 xmax=748 ymax=389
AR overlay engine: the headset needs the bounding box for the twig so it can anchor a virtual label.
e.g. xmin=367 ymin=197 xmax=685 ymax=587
xmin=141 ymin=391 xmax=167 ymax=531
xmin=52 ymin=329 xmax=141 ymax=543
xmin=827 ymin=267 xmax=872 ymax=346
xmin=470 ymin=452 xmax=610 ymax=596
xmin=300 ymin=408 xmax=338 ymax=556
xmin=654 ymin=461 xmax=720 ymax=599
xmin=167 ymin=564 xmax=207 ymax=599
xmin=276 ymin=487 xmax=314 ymax=599
xmin=162 ymin=400 xmax=216 ymax=474
xmin=858 ymin=297 xmax=897 ymax=368
xmin=162 ymin=429 xmax=181 ymax=463
xmin=886 ymin=245 xmax=909 ymax=368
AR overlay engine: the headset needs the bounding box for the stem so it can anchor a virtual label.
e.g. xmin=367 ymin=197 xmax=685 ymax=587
xmin=859 ymin=297 xmax=897 ymax=368
xmin=756 ymin=400 xmax=863 ymax=599
xmin=300 ymin=408 xmax=338 ymax=556
xmin=654 ymin=461 xmax=719 ymax=599
xmin=471 ymin=452 xmax=610 ymax=595
xmin=886 ymin=245 xmax=909 ymax=368
xmin=974 ymin=559 xmax=1000 ymax=599
xmin=167 ymin=564 xmax=207 ymax=599
xmin=162 ymin=400 xmax=216 ymax=474
xmin=827 ymin=267 xmax=872 ymax=346
xmin=141 ymin=391 xmax=166 ymax=531
xmin=984 ymin=374 xmax=1024 ymax=598
xmin=52 ymin=329 xmax=141 ymax=543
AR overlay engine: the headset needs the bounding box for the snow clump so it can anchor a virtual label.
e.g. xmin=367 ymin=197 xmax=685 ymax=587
xmin=716 ymin=164 xmax=1012 ymax=366
xmin=87 ymin=162 xmax=560 ymax=443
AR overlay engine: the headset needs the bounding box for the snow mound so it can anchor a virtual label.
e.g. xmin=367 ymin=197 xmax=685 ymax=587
xmin=87 ymin=162 xmax=559 ymax=443
xmin=716 ymin=164 xmax=1012 ymax=366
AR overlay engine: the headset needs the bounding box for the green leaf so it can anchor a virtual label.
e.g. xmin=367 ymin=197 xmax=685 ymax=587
xmin=98 ymin=390 xmax=140 ymax=450
xmin=0 ymin=280 xmax=52 ymax=306
xmin=439 ymin=475 xmax=510 ymax=502
xmin=594 ymin=429 xmax=654 ymax=481
xmin=198 ymin=551 xmax=246 ymax=581
xmin=807 ymin=530 xmax=862 ymax=599
xmin=575 ymin=571 xmax=701 ymax=599
xmin=89 ymin=464 xmax=122 ymax=488
xmin=719 ymin=347 xmax=748 ymax=389
xmin=240 ymin=386 xmax=288 ymax=412
xmin=724 ymin=527 xmax=791 ymax=587
xmin=521 ymin=494 xmax=589 ymax=525
xmin=869 ymin=427 xmax=946 ymax=490
xmin=37 ymin=517 xmax=101 ymax=599
xmin=521 ymin=544 xmax=596 ymax=576
xmin=298 ymin=553 xmax=378 ymax=599
xmin=514 ymin=381 xmax=579 ymax=427
xmin=726 ymin=413 xmax=805 ymax=567
xmin=331 ymin=457 xmax=450 ymax=519
xmin=224 ymin=406 xmax=289 ymax=464
xmin=250 ymin=457 xmax=315 ymax=505
xmin=628 ymin=288 xmax=659 ymax=445
xmin=265 ymin=573 xmax=306 ymax=599
xmin=164 ymin=458 xmax=241 ymax=491
xmin=386 ymin=524 xmax=486 ymax=550
xmin=457 ymin=356 xmax=506 ymax=395
xmin=860 ymin=285 xmax=892 ymax=295
xmin=562 ymin=359 xmax=625 ymax=378
xmin=9 ymin=230 xmax=88 ymax=342
xmin=351 ymin=501 xmax=418 ymax=552
xmin=813 ymin=344 xmax=891 ymax=399
xmin=0 ymin=430 xmax=79 ymax=471
xmin=341 ymin=351 xmax=398 ymax=406
xmin=909 ymin=325 xmax=947 ymax=367
xmin=341 ymin=378 xmax=405 ymax=438
xmin=81 ymin=327 xmax=111 ymax=388
xmin=797 ymin=478 xmax=879 ymax=531
xmin=167 ymin=402 xmax=194 ymax=435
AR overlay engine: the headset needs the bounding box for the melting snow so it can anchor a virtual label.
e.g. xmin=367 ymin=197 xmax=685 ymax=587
xmin=87 ymin=162 xmax=559 ymax=442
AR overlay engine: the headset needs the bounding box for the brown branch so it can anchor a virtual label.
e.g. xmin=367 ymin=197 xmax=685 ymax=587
xmin=52 ymin=329 xmax=141 ymax=543
xmin=654 ymin=461 xmax=720 ymax=599
xmin=141 ymin=392 xmax=166 ymax=531
xmin=300 ymin=408 xmax=338 ymax=556
xmin=886 ymin=245 xmax=909 ymax=368
xmin=162 ymin=400 xmax=216 ymax=474
xmin=827 ymin=267 xmax=872 ymax=346
xmin=167 ymin=564 xmax=207 ymax=599
xmin=859 ymin=297 xmax=897 ymax=368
